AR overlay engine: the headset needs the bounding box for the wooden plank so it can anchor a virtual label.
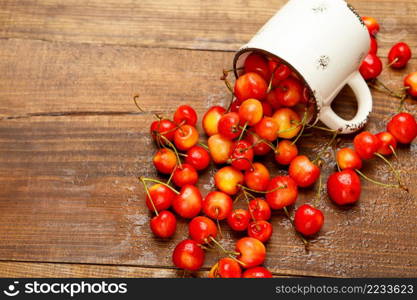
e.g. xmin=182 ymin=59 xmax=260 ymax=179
xmin=0 ymin=0 xmax=416 ymax=54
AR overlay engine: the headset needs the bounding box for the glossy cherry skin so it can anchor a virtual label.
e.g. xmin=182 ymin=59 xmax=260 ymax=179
xmin=362 ymin=16 xmax=379 ymax=36
xmin=336 ymin=148 xmax=362 ymax=170
xmin=388 ymin=42 xmax=411 ymax=69
xmin=217 ymin=258 xmax=242 ymax=278
xmin=218 ymin=112 xmax=242 ymax=140
xmin=275 ymin=140 xmax=298 ymax=165
xmin=150 ymin=119 xmax=176 ymax=143
xmin=145 ymin=184 xmax=176 ymax=212
xmin=203 ymin=191 xmax=233 ymax=220
xmin=268 ymin=60 xmax=291 ymax=87
xmin=288 ymin=155 xmax=321 ymax=188
xmin=376 ymin=132 xmax=397 ymax=155
xmin=230 ymin=99 xmax=241 ymax=113
xmin=272 ymin=108 xmax=302 ymax=139
xmin=359 ymin=53 xmax=382 ymax=80
xmin=294 ymin=204 xmax=324 ymax=236
xmin=239 ymin=99 xmax=263 ymax=126
xmin=266 ymin=176 xmax=298 ymax=210
xmin=189 ymin=216 xmax=217 ymax=244
xmin=208 ymin=134 xmax=233 ymax=164
xmin=248 ymin=198 xmax=271 ymax=221
xmin=235 ymin=237 xmax=266 ymax=268
xmin=244 ymin=162 xmax=270 ymax=192
xmin=327 ymin=169 xmax=361 ymax=205
xmin=172 ymin=184 xmax=202 ymax=218
xmin=261 ymin=101 xmax=273 ymax=117
xmin=387 ymin=112 xmax=417 ymax=144
xmin=227 ymin=208 xmax=251 ymax=231
xmin=234 ymin=72 xmax=268 ymax=103
xmin=202 ymin=106 xmax=226 ymax=136
xmin=254 ymin=117 xmax=279 ymax=141
xmin=185 ymin=146 xmax=211 ymax=171
xmin=173 ymin=105 xmax=197 ymax=126
xmin=244 ymin=52 xmax=270 ymax=81
xmin=214 ymin=166 xmax=244 ymax=195
xmin=150 ymin=210 xmax=177 ymax=238
xmin=274 ymin=77 xmax=302 ymax=107
xmin=247 ymin=220 xmax=273 ymax=242
xmin=266 ymin=88 xmax=281 ymax=110
xmin=172 ymin=239 xmax=205 ymax=271
xmin=174 ymin=125 xmax=199 ymax=151
xmin=172 ymin=163 xmax=198 ymax=187
xmin=245 ymin=131 xmax=272 ymax=156
xmin=242 ymin=266 xmax=272 ymax=278
xmin=404 ymin=72 xmax=417 ymax=97
xmin=153 ymin=148 xmax=177 ymax=174
xmin=230 ymin=140 xmax=254 ymax=171
xmin=369 ymin=36 xmax=378 ymax=54
xmin=353 ymin=131 xmax=381 ymax=160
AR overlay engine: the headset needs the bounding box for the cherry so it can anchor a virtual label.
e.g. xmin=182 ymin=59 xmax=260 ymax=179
xmin=362 ymin=16 xmax=379 ymax=36
xmin=369 ymin=36 xmax=378 ymax=54
xmin=208 ymin=134 xmax=233 ymax=164
xmin=234 ymin=72 xmax=267 ymax=103
xmin=376 ymin=132 xmax=397 ymax=155
xmin=288 ymin=155 xmax=321 ymax=188
xmin=214 ymin=166 xmax=244 ymax=195
xmin=202 ymin=106 xmax=226 ymax=136
xmin=203 ymin=191 xmax=233 ymax=220
xmin=272 ymin=108 xmax=302 ymax=139
xmin=189 ymin=216 xmax=217 ymax=244
xmin=254 ymin=117 xmax=279 ymax=141
xmin=327 ymin=169 xmax=361 ymax=205
xmin=294 ymin=204 xmax=324 ymax=236
xmin=239 ymin=99 xmax=263 ymax=126
xmin=229 ymin=140 xmax=254 ymax=171
xmin=230 ymin=99 xmax=241 ymax=113
xmin=185 ymin=146 xmax=211 ymax=171
xmin=268 ymin=60 xmax=291 ymax=87
xmin=218 ymin=112 xmax=242 ymax=140
xmin=388 ymin=42 xmax=411 ymax=69
xmin=153 ymin=148 xmax=177 ymax=174
xmin=387 ymin=112 xmax=417 ymax=144
xmin=266 ymin=88 xmax=281 ymax=110
xmin=145 ymin=183 xmax=177 ymax=212
xmin=275 ymin=140 xmax=298 ymax=165
xmin=266 ymin=176 xmax=298 ymax=210
xmin=247 ymin=220 xmax=273 ymax=242
xmin=248 ymin=198 xmax=271 ymax=221
xmin=274 ymin=77 xmax=302 ymax=107
xmin=150 ymin=119 xmax=176 ymax=143
xmin=359 ymin=53 xmax=382 ymax=80
xmin=404 ymin=72 xmax=417 ymax=97
xmin=172 ymin=184 xmax=202 ymax=218
xmin=235 ymin=237 xmax=266 ymax=268
xmin=244 ymin=52 xmax=270 ymax=81
xmin=244 ymin=162 xmax=270 ymax=192
xmin=245 ymin=131 xmax=272 ymax=156
xmin=227 ymin=208 xmax=250 ymax=231
xmin=353 ymin=131 xmax=381 ymax=159
xmin=336 ymin=148 xmax=362 ymax=170
xmin=173 ymin=105 xmax=197 ymax=126
xmin=172 ymin=239 xmax=205 ymax=271
xmin=150 ymin=210 xmax=177 ymax=238
xmin=300 ymin=86 xmax=311 ymax=104
xmin=261 ymin=101 xmax=273 ymax=117
xmin=217 ymin=257 xmax=242 ymax=278
xmin=172 ymin=163 xmax=198 ymax=187
xmin=174 ymin=124 xmax=199 ymax=151
xmin=242 ymin=266 xmax=272 ymax=278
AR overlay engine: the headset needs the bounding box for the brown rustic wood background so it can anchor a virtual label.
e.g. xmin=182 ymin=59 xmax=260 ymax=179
xmin=0 ymin=0 xmax=416 ymax=278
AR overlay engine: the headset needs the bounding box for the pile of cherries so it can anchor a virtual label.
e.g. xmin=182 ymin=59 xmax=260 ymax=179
xmin=139 ymin=15 xmax=417 ymax=278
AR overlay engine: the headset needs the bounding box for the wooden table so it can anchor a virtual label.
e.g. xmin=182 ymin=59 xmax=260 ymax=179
xmin=0 ymin=0 xmax=416 ymax=278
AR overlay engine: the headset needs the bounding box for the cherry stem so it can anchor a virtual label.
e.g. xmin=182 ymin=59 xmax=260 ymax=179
xmin=389 ymin=145 xmax=398 ymax=159
xmin=228 ymin=157 xmax=255 ymax=172
xmin=133 ymin=94 xmax=163 ymax=120
xmin=313 ymin=173 xmax=322 ymax=208
xmin=291 ymin=110 xmax=309 ymax=145
xmin=283 ymin=206 xmax=309 ymax=249
xmin=354 ymin=169 xmax=402 ymax=190
xmin=313 ymin=129 xmax=338 ymax=164
xmin=374 ymin=153 xmax=408 ymax=192
xmin=397 ymin=93 xmax=408 ymax=113
xmin=221 ymin=69 xmax=236 ymax=96
xmin=238 ymin=121 xmax=249 ymax=142
xmin=386 ymin=57 xmax=399 ymax=69
xmin=215 ymin=208 xmax=223 ymax=239
xmin=198 ymin=142 xmax=209 ymax=150
xmin=226 ymin=93 xmax=235 ymax=113
xmin=139 ymin=177 xmax=158 ymax=216
xmin=209 ymin=236 xmax=241 ymax=259
xmin=156 ymin=133 xmax=183 ymax=169
xmin=267 ymin=64 xmax=278 ymax=93
xmin=242 ymin=190 xmax=257 ymax=223
xmin=138 ymin=176 xmax=180 ymax=194
xmin=238 ymin=184 xmax=287 ymax=194
xmin=242 ymin=128 xmax=276 ymax=151
xmin=166 ymin=169 xmax=175 ymax=185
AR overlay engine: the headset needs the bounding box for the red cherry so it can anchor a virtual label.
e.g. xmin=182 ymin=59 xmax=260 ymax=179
xmin=185 ymin=146 xmax=211 ymax=171
xmin=248 ymin=198 xmax=271 ymax=221
xmin=230 ymin=99 xmax=241 ymax=113
xmin=217 ymin=257 xmax=242 ymax=278
xmin=172 ymin=239 xmax=205 ymax=271
xmin=294 ymin=204 xmax=324 ymax=236
xmin=274 ymin=77 xmax=302 ymax=107
xmin=353 ymin=131 xmax=381 ymax=159
xmin=266 ymin=88 xmax=281 ymax=110
xmin=203 ymin=191 xmax=233 ymax=220
xmin=174 ymin=125 xmax=199 ymax=151
xmin=244 ymin=162 xmax=270 ymax=192
xmin=362 ymin=16 xmax=380 ymax=36
xmin=227 ymin=208 xmax=250 ymax=231
xmin=244 ymin=52 xmax=270 ymax=81
xmin=288 ymin=155 xmax=321 ymax=188
xmin=239 ymin=99 xmax=264 ymax=126
xmin=261 ymin=101 xmax=273 ymax=117
xmin=235 ymin=237 xmax=266 ymax=268
xmin=234 ymin=72 xmax=267 ymax=103
xmin=359 ymin=53 xmax=382 ymax=80
xmin=145 ymin=183 xmax=176 ymax=212
xmin=172 ymin=184 xmax=202 ymax=218
xmin=245 ymin=131 xmax=272 ymax=156
xmin=172 ymin=163 xmax=198 ymax=187
xmin=404 ymin=72 xmax=417 ymax=97
xmin=376 ymin=132 xmax=397 ymax=155
xmin=247 ymin=220 xmax=273 ymax=242
xmin=153 ymin=148 xmax=177 ymax=174
xmin=150 ymin=119 xmax=176 ymax=143
xmin=266 ymin=176 xmax=298 ymax=210
xmin=173 ymin=105 xmax=197 ymax=126
xmin=218 ymin=112 xmax=242 ymax=140
xmin=150 ymin=210 xmax=177 ymax=238
xmin=327 ymin=169 xmax=361 ymax=205
xmin=242 ymin=266 xmax=272 ymax=278
xmin=189 ymin=216 xmax=217 ymax=244
xmin=230 ymin=140 xmax=254 ymax=171
xmin=274 ymin=140 xmax=298 ymax=165
xmin=388 ymin=42 xmax=411 ymax=69
xmin=336 ymin=148 xmax=362 ymax=170
xmin=254 ymin=117 xmax=279 ymax=141
xmin=387 ymin=112 xmax=417 ymax=144
xmin=268 ymin=60 xmax=291 ymax=87
xmin=369 ymin=36 xmax=378 ymax=54
xmin=300 ymin=86 xmax=311 ymax=104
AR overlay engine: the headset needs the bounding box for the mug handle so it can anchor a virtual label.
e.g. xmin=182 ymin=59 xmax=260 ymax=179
xmin=319 ymin=71 xmax=372 ymax=134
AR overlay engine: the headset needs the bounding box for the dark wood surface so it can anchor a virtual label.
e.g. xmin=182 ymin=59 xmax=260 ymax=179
xmin=0 ymin=0 xmax=416 ymax=278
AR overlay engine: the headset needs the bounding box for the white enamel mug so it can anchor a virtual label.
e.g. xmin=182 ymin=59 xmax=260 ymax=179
xmin=233 ymin=0 xmax=372 ymax=134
